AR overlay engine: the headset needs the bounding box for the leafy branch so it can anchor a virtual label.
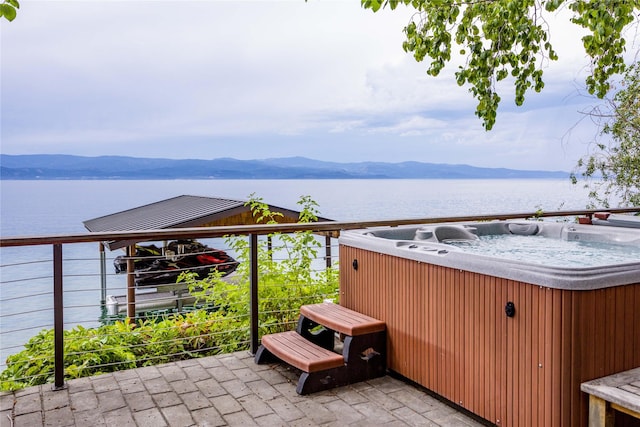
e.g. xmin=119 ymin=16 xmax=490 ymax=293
xmin=571 ymin=61 xmax=640 ymax=208
xmin=362 ymin=0 xmax=639 ymax=130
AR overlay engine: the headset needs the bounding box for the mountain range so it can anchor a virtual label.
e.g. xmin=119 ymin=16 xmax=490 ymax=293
xmin=0 ymin=154 xmax=569 ymax=180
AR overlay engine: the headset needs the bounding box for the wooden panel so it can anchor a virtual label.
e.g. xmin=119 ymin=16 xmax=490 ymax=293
xmin=530 ymin=278 xmax=540 ymax=427
xmin=199 ymin=210 xmax=300 ymax=227
xmin=340 ymin=245 xmax=640 ymax=427
xmin=560 ymin=286 xmax=573 ymax=427
xmin=567 ymin=285 xmax=640 ymax=427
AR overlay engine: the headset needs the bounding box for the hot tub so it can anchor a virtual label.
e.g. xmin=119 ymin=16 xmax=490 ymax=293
xmin=338 ymin=220 xmax=640 ymax=427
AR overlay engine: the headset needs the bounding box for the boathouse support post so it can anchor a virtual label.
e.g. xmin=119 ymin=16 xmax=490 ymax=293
xmin=250 ymin=233 xmax=259 ymax=355
xmin=126 ymin=245 xmax=136 ymax=319
xmin=53 ymin=243 xmax=66 ymax=390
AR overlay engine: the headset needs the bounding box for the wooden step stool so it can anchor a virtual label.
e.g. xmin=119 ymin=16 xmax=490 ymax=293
xmin=255 ymin=302 xmax=386 ymax=394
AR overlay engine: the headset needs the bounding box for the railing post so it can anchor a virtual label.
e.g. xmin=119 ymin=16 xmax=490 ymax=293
xmin=53 ymin=243 xmax=66 ymax=390
xmin=126 ymin=245 xmax=136 ymax=319
xmin=99 ymin=243 xmax=107 ymax=306
xmin=325 ymin=235 xmax=332 ymax=269
xmin=250 ymin=233 xmax=259 ymax=354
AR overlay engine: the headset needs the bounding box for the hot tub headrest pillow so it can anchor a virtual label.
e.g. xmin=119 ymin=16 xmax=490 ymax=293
xmin=508 ymin=223 xmax=539 ymax=235
xmin=434 ymin=226 xmax=479 ymax=242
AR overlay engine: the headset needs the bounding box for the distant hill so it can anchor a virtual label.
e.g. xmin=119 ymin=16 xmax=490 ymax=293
xmin=0 ymin=154 xmax=569 ymax=180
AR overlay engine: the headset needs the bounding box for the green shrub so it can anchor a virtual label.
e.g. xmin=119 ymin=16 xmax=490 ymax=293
xmin=185 ymin=194 xmax=339 ymax=334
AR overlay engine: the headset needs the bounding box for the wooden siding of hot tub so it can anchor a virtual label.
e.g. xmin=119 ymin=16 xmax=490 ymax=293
xmin=339 ymin=245 xmax=640 ymax=427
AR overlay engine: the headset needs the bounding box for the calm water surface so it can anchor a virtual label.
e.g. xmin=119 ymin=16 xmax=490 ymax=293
xmin=1 ymin=179 xmax=590 ymax=235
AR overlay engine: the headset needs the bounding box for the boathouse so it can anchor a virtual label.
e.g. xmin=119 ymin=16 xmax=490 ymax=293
xmin=83 ymin=195 xmax=334 ymax=317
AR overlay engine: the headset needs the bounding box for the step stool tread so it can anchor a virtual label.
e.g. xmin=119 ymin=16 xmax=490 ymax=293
xmin=260 ymin=331 xmax=344 ymax=373
xmin=300 ymin=303 xmax=385 ymax=336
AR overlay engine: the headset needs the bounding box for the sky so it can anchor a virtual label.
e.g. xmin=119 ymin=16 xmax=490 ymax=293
xmin=1 ymin=1 xmax=638 ymax=171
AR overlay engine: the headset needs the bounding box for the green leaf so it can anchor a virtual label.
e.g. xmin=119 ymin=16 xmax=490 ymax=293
xmin=362 ymin=0 xmax=382 ymax=12
xmin=1 ymin=3 xmax=17 ymax=21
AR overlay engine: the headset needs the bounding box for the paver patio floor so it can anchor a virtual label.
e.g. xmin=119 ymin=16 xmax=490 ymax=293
xmin=0 ymin=351 xmax=489 ymax=426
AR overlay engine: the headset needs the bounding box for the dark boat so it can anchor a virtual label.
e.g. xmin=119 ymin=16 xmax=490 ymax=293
xmin=114 ymin=240 xmax=238 ymax=287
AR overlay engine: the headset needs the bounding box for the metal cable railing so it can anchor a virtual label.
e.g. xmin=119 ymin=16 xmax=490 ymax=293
xmin=1 ymin=208 xmax=637 ymax=391
xmin=0 ymin=227 xmax=342 ymax=390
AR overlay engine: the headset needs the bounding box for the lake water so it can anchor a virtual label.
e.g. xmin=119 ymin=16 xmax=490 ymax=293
xmin=0 ymin=178 xmax=593 ymax=365
xmin=0 ymin=179 xmax=591 ymax=236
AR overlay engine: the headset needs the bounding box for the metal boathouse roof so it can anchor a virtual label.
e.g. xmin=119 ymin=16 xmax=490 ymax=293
xmin=83 ymin=195 xmax=331 ymax=250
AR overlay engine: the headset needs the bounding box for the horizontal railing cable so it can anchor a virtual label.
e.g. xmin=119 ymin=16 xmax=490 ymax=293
xmin=0 ymin=275 xmax=54 ymax=284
